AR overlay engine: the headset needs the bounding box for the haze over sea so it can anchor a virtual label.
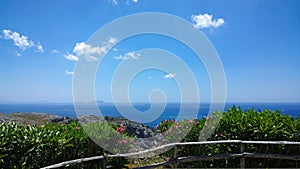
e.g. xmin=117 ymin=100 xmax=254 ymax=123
xmin=0 ymin=102 xmax=299 ymax=127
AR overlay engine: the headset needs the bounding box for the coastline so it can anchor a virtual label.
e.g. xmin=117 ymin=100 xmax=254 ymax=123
xmin=0 ymin=112 xmax=158 ymax=139
xmin=0 ymin=102 xmax=299 ymax=128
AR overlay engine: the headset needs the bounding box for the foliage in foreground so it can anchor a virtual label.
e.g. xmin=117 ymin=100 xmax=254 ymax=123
xmin=0 ymin=121 xmax=129 ymax=169
xmin=156 ymin=106 xmax=300 ymax=168
xmin=0 ymin=106 xmax=300 ymax=168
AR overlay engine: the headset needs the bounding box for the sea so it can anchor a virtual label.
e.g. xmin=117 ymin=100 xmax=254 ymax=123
xmin=0 ymin=102 xmax=299 ymax=127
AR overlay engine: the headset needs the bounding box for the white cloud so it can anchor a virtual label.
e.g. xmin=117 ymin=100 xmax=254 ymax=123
xmin=84 ymin=55 xmax=99 ymax=62
xmin=191 ymin=13 xmax=225 ymax=29
xmin=164 ymin=73 xmax=176 ymax=79
xmin=108 ymin=37 xmax=118 ymax=44
xmin=114 ymin=55 xmax=128 ymax=60
xmin=2 ymin=29 xmax=34 ymax=50
xmin=112 ymin=0 xmax=140 ymax=5
xmin=73 ymin=42 xmax=104 ymax=62
xmin=36 ymin=44 xmax=44 ymax=53
xmin=1 ymin=29 xmax=44 ymax=54
xmin=111 ymin=0 xmax=118 ymax=5
xmin=65 ymin=69 xmax=74 ymax=75
xmin=73 ymin=37 xmax=117 ymax=61
xmin=73 ymin=42 xmax=106 ymax=56
xmin=13 ymin=51 xmax=21 ymax=57
xmin=126 ymin=51 xmax=140 ymax=59
xmin=65 ymin=37 xmax=117 ymax=62
xmin=51 ymin=49 xmax=59 ymax=54
xmin=64 ymin=53 xmax=79 ymax=61
xmin=114 ymin=51 xmax=141 ymax=60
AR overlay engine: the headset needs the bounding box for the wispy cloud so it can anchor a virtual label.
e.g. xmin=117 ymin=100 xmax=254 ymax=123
xmin=2 ymin=29 xmax=34 ymax=50
xmin=64 ymin=53 xmax=78 ymax=61
xmin=126 ymin=51 xmax=140 ymax=59
xmin=108 ymin=37 xmax=117 ymax=44
xmin=164 ymin=73 xmax=176 ymax=79
xmin=111 ymin=0 xmax=118 ymax=5
xmin=65 ymin=69 xmax=74 ymax=75
xmin=114 ymin=55 xmax=128 ymax=60
xmin=1 ymin=29 xmax=44 ymax=55
xmin=65 ymin=37 xmax=117 ymax=62
xmin=13 ymin=51 xmax=21 ymax=57
xmin=111 ymin=0 xmax=140 ymax=5
xmin=51 ymin=49 xmax=59 ymax=54
xmin=114 ymin=51 xmax=141 ymax=60
xmin=191 ymin=13 xmax=225 ymax=29
xmin=36 ymin=44 xmax=44 ymax=53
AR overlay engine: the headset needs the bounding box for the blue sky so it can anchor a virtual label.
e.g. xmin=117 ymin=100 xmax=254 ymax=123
xmin=0 ymin=0 xmax=299 ymax=103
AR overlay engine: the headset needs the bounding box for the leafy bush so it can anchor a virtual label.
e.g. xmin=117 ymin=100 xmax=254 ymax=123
xmin=0 ymin=121 xmax=128 ymax=169
xmin=157 ymin=106 xmax=300 ymax=168
xmin=0 ymin=107 xmax=299 ymax=168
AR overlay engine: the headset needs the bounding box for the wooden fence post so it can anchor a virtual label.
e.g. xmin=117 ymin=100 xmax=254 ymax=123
xmin=173 ymin=145 xmax=178 ymax=168
xmin=101 ymin=156 xmax=106 ymax=169
xmin=240 ymin=143 xmax=245 ymax=169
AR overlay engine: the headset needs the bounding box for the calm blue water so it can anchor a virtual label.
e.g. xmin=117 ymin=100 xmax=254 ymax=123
xmin=0 ymin=103 xmax=299 ymax=127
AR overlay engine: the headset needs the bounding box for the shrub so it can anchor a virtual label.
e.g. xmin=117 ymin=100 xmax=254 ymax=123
xmin=0 ymin=121 xmax=128 ymax=168
xmin=0 ymin=107 xmax=299 ymax=168
xmin=157 ymin=106 xmax=300 ymax=168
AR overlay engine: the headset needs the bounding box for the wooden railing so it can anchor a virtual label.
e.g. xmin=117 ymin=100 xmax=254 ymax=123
xmin=41 ymin=140 xmax=300 ymax=169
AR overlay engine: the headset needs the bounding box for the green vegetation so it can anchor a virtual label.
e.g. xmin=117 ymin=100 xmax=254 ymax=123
xmin=157 ymin=106 xmax=300 ymax=168
xmin=1 ymin=106 xmax=300 ymax=168
xmin=0 ymin=121 xmax=128 ymax=169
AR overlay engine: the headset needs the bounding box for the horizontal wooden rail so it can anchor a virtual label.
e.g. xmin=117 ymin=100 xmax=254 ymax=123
xmin=134 ymin=153 xmax=300 ymax=169
xmin=41 ymin=156 xmax=105 ymax=169
xmin=41 ymin=140 xmax=300 ymax=169
xmin=134 ymin=153 xmax=244 ymax=169
xmin=242 ymin=140 xmax=300 ymax=145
